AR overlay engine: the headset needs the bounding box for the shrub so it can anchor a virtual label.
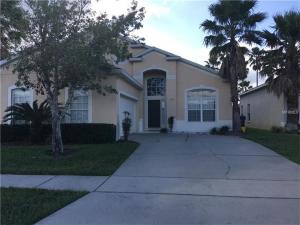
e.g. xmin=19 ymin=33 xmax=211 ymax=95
xmin=271 ymin=126 xmax=285 ymax=133
xmin=1 ymin=123 xmax=116 ymax=144
xmin=219 ymin=125 xmax=230 ymax=135
xmin=210 ymin=127 xmax=218 ymax=134
xmin=122 ymin=111 xmax=131 ymax=141
xmin=160 ymin=128 xmax=168 ymax=133
xmin=168 ymin=116 xmax=174 ymax=132
xmin=210 ymin=126 xmax=230 ymax=135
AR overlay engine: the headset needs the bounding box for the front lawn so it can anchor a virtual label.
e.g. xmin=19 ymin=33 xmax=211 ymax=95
xmin=1 ymin=142 xmax=138 ymax=175
xmin=1 ymin=187 xmax=86 ymax=225
xmin=243 ymin=128 xmax=300 ymax=164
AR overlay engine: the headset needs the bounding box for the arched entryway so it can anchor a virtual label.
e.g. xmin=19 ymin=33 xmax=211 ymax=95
xmin=143 ymin=69 xmax=167 ymax=130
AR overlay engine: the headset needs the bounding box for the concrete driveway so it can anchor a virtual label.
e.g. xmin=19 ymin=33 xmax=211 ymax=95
xmin=37 ymin=134 xmax=300 ymax=225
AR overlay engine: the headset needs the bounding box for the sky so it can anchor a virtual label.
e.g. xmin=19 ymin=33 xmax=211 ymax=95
xmin=91 ymin=0 xmax=299 ymax=86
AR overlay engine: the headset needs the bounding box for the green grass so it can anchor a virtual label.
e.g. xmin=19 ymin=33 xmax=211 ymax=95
xmin=1 ymin=187 xmax=86 ymax=225
xmin=1 ymin=142 xmax=139 ymax=175
xmin=243 ymin=128 xmax=300 ymax=164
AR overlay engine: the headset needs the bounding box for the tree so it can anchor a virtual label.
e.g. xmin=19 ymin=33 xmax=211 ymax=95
xmin=2 ymin=100 xmax=51 ymax=143
xmin=0 ymin=0 xmax=28 ymax=59
xmin=248 ymin=47 xmax=263 ymax=87
xmin=204 ymin=54 xmax=221 ymax=70
xmin=238 ymin=79 xmax=253 ymax=93
xmin=260 ymin=11 xmax=300 ymax=131
xmin=200 ymin=0 xmax=266 ymax=134
xmin=14 ymin=0 xmax=145 ymax=155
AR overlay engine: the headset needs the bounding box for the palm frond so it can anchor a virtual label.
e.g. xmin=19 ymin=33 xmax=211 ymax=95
xmin=261 ymin=30 xmax=281 ymax=48
xmin=203 ymin=34 xmax=227 ymax=47
xmin=244 ymin=12 xmax=267 ymax=28
xmin=200 ymin=19 xmax=223 ymax=34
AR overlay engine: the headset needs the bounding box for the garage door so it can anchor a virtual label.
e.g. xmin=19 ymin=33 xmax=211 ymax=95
xmin=119 ymin=95 xmax=136 ymax=137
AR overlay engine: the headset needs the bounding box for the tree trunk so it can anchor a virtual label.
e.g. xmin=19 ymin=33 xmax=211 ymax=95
xmin=286 ymin=92 xmax=299 ymax=131
xmin=50 ymin=98 xmax=64 ymax=156
xmin=256 ymin=70 xmax=259 ymax=87
xmin=231 ymin=78 xmax=241 ymax=135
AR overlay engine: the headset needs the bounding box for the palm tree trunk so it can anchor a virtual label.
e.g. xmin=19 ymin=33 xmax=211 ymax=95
xmin=256 ymin=70 xmax=259 ymax=87
xmin=231 ymin=78 xmax=241 ymax=134
xmin=286 ymin=92 xmax=299 ymax=131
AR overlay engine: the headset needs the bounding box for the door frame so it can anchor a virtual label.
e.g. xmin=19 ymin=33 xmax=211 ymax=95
xmin=143 ymin=73 xmax=167 ymax=131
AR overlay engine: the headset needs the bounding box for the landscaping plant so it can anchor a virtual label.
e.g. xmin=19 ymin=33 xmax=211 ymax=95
xmin=201 ymin=0 xmax=266 ymax=134
xmin=2 ymin=100 xmax=51 ymax=143
xmin=260 ymin=11 xmax=300 ymax=131
xmin=122 ymin=111 xmax=132 ymax=142
xmin=168 ymin=116 xmax=174 ymax=132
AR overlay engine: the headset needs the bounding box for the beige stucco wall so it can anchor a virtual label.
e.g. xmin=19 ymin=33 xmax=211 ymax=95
xmin=240 ymin=88 xmax=285 ymax=130
xmin=176 ymin=62 xmax=232 ymax=121
xmin=91 ymin=76 xmax=118 ymax=124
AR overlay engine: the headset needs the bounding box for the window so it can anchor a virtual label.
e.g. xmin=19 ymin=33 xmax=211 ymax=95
xmin=69 ymin=90 xmax=89 ymax=123
xmin=11 ymin=88 xmax=32 ymax=105
xmin=187 ymin=89 xmax=216 ymax=122
xmin=147 ymin=78 xmax=165 ymax=96
xmin=247 ymin=104 xmax=251 ymax=121
xmin=10 ymin=88 xmax=32 ymax=124
xmin=240 ymin=105 xmax=244 ymax=115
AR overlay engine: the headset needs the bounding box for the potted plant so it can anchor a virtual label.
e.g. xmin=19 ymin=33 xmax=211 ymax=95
xmin=122 ymin=111 xmax=131 ymax=141
xmin=168 ymin=116 xmax=174 ymax=132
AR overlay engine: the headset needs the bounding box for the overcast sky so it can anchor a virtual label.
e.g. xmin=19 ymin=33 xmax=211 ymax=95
xmin=91 ymin=0 xmax=299 ymax=86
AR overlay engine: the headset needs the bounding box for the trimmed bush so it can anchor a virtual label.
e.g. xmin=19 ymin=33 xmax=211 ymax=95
xmin=219 ymin=125 xmax=230 ymax=135
xmin=271 ymin=126 xmax=285 ymax=133
xmin=1 ymin=123 xmax=116 ymax=144
xmin=210 ymin=127 xmax=218 ymax=135
xmin=160 ymin=128 xmax=168 ymax=133
xmin=210 ymin=126 xmax=230 ymax=135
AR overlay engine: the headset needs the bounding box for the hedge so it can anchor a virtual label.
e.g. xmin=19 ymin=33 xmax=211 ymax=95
xmin=1 ymin=123 xmax=116 ymax=144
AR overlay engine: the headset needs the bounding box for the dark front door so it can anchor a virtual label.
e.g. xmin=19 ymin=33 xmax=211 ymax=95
xmin=148 ymin=100 xmax=160 ymax=128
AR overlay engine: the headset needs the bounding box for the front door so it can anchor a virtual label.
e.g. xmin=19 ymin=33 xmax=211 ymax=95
xmin=148 ymin=100 xmax=160 ymax=128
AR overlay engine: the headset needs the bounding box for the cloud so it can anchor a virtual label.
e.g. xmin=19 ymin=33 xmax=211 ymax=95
xmin=134 ymin=26 xmax=209 ymax=64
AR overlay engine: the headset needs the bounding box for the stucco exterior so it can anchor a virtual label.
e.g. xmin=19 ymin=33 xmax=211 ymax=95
xmin=240 ymin=85 xmax=286 ymax=130
xmin=1 ymin=43 xmax=233 ymax=135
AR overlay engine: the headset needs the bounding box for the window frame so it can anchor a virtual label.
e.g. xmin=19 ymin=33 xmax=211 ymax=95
xmin=185 ymin=87 xmax=218 ymax=123
xmin=146 ymin=77 xmax=166 ymax=97
xmin=7 ymin=85 xmax=33 ymax=124
xmin=65 ymin=88 xmax=92 ymax=123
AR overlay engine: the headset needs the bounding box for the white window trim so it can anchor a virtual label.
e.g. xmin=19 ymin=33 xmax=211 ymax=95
xmin=145 ymin=76 xmax=166 ymax=98
xmin=8 ymin=85 xmax=33 ymax=107
xmin=184 ymin=86 xmax=219 ymax=123
xmin=64 ymin=88 xmax=92 ymax=123
xmin=7 ymin=85 xmax=34 ymax=124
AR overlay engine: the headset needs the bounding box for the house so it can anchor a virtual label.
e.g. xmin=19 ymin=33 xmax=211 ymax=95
xmin=0 ymin=43 xmax=232 ymax=138
xmin=240 ymin=84 xmax=300 ymax=130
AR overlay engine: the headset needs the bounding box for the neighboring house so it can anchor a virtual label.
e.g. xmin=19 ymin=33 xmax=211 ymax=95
xmin=240 ymin=84 xmax=300 ymax=130
xmin=0 ymin=43 xmax=232 ymax=138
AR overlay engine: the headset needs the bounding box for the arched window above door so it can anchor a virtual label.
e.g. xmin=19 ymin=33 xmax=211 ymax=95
xmin=146 ymin=77 xmax=166 ymax=96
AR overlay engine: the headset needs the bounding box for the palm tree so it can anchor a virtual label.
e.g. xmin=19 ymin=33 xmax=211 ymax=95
xmin=204 ymin=54 xmax=221 ymax=70
xmin=248 ymin=47 xmax=263 ymax=87
xmin=3 ymin=100 xmax=51 ymax=142
xmin=200 ymin=0 xmax=266 ymax=134
xmin=260 ymin=11 xmax=300 ymax=131
xmin=238 ymin=79 xmax=253 ymax=93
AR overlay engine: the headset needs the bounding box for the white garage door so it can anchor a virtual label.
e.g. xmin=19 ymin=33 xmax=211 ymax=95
xmin=119 ymin=95 xmax=136 ymax=137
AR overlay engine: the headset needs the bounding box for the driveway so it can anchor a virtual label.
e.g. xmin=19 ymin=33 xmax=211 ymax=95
xmin=37 ymin=134 xmax=300 ymax=225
